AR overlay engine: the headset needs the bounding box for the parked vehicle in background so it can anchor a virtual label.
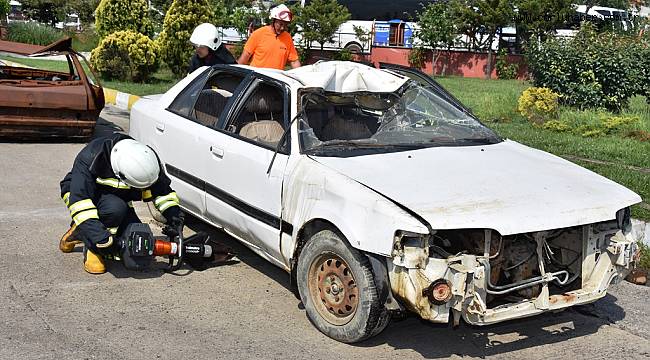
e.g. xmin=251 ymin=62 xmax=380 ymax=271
xmin=55 ymin=13 xmax=82 ymax=32
xmin=0 ymin=37 xmax=104 ymax=140
xmin=130 ymin=61 xmax=641 ymax=343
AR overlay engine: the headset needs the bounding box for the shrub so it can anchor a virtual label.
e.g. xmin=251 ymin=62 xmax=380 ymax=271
xmin=518 ymin=87 xmax=560 ymax=124
xmin=495 ymin=48 xmax=518 ymax=80
xmin=541 ymin=120 xmax=571 ymax=132
xmin=7 ymin=22 xmax=63 ymax=45
xmin=157 ymin=0 xmax=214 ymax=78
xmin=408 ymin=47 xmax=427 ymax=69
xmin=526 ymin=23 xmax=647 ymax=111
xmin=90 ymin=30 xmax=159 ymax=82
xmin=95 ymin=0 xmax=154 ymax=39
xmin=332 ymin=48 xmax=353 ymax=61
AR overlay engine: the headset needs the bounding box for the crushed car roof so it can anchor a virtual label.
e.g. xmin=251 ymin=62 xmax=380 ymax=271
xmin=0 ymin=37 xmax=73 ymax=56
xmin=285 ymin=61 xmax=409 ymax=93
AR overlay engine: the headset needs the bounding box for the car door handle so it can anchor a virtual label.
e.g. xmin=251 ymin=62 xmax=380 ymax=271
xmin=210 ymin=146 xmax=224 ymax=159
xmin=155 ymin=122 xmax=165 ymax=132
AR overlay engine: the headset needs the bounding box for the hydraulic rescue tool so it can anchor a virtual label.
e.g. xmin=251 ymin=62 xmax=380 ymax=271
xmin=118 ymin=222 xmax=235 ymax=272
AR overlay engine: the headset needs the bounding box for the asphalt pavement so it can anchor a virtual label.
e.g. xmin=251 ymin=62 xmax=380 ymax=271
xmin=1 ymin=105 xmax=649 ymax=359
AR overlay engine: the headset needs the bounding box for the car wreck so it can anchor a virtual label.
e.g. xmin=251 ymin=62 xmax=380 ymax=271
xmin=130 ymin=61 xmax=641 ymax=343
xmin=0 ymin=37 xmax=104 ymax=140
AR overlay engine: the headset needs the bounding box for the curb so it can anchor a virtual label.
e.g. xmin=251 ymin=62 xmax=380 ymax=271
xmin=1 ymin=58 xmax=140 ymax=111
xmin=103 ymin=88 xmax=140 ymax=111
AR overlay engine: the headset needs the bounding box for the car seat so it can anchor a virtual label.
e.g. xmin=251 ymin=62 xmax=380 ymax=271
xmin=237 ymin=86 xmax=285 ymax=146
xmin=193 ymin=89 xmax=229 ymax=126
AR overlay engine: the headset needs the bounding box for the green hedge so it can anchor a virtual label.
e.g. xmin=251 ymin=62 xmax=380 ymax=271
xmin=527 ymin=23 xmax=649 ymax=111
xmin=91 ymin=30 xmax=159 ymax=82
xmin=156 ymin=0 xmax=214 ymax=77
xmin=7 ymin=22 xmax=63 ymax=46
xmin=95 ymin=0 xmax=153 ymax=39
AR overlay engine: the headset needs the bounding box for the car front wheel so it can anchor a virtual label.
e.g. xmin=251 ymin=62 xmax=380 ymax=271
xmin=296 ymin=229 xmax=389 ymax=343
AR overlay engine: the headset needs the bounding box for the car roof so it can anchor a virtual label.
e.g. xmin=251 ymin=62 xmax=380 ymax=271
xmin=236 ymin=61 xmax=409 ymax=94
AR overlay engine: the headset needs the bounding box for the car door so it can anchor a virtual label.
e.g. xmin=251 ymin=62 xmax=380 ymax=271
xmin=158 ymin=67 xmax=251 ymax=218
xmin=202 ymin=75 xmax=291 ymax=266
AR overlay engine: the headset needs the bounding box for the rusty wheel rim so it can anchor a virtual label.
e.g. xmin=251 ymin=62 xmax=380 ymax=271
xmin=307 ymin=253 xmax=359 ymax=326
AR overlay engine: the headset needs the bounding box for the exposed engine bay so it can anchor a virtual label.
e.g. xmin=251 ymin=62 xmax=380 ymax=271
xmin=387 ymin=212 xmax=638 ymax=326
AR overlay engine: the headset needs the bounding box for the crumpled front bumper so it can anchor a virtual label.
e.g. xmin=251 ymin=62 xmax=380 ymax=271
xmin=387 ymin=228 xmax=638 ymax=326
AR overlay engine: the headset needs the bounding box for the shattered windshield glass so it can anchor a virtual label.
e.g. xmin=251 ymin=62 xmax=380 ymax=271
xmin=299 ymin=82 xmax=501 ymax=156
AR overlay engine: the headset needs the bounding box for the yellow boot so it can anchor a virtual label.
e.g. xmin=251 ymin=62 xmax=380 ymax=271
xmin=59 ymin=224 xmax=82 ymax=253
xmin=83 ymin=248 xmax=106 ymax=274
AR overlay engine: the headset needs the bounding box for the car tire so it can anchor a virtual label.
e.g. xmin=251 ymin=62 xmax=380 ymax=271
xmin=344 ymin=42 xmax=363 ymax=54
xmin=297 ymin=229 xmax=389 ymax=343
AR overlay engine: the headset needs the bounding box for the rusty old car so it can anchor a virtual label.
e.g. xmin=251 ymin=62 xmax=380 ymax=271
xmin=0 ymin=37 xmax=104 ymax=140
xmin=129 ymin=61 xmax=642 ymax=343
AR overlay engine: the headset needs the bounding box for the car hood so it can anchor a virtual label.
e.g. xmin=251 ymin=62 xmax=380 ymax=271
xmin=311 ymin=140 xmax=641 ymax=235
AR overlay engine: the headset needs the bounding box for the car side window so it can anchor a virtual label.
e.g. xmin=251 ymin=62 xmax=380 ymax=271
xmin=191 ymin=72 xmax=247 ymax=127
xmin=226 ymin=81 xmax=288 ymax=150
xmin=167 ymin=69 xmax=247 ymax=128
xmin=167 ymin=72 xmax=208 ymax=119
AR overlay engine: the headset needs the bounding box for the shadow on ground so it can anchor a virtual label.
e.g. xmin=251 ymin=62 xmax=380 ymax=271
xmin=182 ymin=217 xmax=627 ymax=358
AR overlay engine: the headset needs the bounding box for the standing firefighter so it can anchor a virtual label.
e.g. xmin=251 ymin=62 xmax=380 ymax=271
xmin=188 ymin=23 xmax=237 ymax=74
xmin=237 ymin=4 xmax=301 ymax=70
xmin=59 ymin=133 xmax=183 ymax=274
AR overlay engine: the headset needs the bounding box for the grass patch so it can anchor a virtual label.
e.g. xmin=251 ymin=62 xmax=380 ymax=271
xmin=438 ymin=76 xmax=650 ymax=221
xmin=0 ymin=55 xmax=177 ymax=96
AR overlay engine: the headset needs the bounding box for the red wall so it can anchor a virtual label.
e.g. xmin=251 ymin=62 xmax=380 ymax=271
xmin=368 ymin=47 xmax=528 ymax=79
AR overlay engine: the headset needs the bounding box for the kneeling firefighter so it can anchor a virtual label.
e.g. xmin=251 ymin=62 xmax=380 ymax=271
xmin=59 ymin=133 xmax=183 ymax=274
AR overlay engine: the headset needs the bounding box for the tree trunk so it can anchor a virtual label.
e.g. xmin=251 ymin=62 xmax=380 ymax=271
xmin=443 ymin=47 xmax=451 ymax=76
xmin=432 ymin=50 xmax=440 ymax=76
xmin=485 ymin=33 xmax=495 ymax=80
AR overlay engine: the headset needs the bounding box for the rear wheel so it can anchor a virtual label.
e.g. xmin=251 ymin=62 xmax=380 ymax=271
xmin=297 ymin=229 xmax=389 ymax=343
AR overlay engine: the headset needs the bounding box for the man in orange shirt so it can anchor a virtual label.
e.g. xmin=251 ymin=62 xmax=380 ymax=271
xmin=237 ymin=4 xmax=301 ymax=70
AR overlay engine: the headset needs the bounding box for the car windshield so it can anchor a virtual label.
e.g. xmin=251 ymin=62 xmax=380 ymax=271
xmin=299 ymin=82 xmax=501 ymax=156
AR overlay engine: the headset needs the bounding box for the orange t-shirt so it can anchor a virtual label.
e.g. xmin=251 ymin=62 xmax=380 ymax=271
xmin=243 ymin=26 xmax=299 ymax=70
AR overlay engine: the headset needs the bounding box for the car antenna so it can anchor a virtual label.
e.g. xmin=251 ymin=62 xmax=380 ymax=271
xmin=266 ymin=93 xmax=315 ymax=175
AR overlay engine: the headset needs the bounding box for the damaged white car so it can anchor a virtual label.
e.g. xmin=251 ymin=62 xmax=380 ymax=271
xmin=130 ymin=61 xmax=642 ymax=343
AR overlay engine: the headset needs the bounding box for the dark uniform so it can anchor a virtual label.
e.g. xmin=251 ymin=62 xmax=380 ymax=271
xmin=60 ymin=133 xmax=180 ymax=255
xmin=187 ymin=45 xmax=237 ymax=73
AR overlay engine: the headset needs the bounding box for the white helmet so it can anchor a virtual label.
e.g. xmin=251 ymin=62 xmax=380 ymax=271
xmin=190 ymin=23 xmax=222 ymax=51
xmin=110 ymin=139 xmax=160 ymax=189
xmin=269 ymin=4 xmax=293 ymax=22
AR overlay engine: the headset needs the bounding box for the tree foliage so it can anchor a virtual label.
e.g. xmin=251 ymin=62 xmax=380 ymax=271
xmin=157 ymin=0 xmax=214 ymax=77
xmin=416 ymin=2 xmax=456 ymax=75
xmin=295 ymin=0 xmax=350 ymax=51
xmin=95 ymin=0 xmax=153 ymax=38
xmin=20 ymin=0 xmax=66 ymax=25
xmin=527 ymin=23 xmax=649 ymax=111
xmin=451 ymin=0 xmax=515 ymax=78
xmin=0 ymin=0 xmax=10 ymax=17
xmin=513 ymin=0 xmax=573 ymax=41
xmin=91 ymin=30 xmax=159 ymax=81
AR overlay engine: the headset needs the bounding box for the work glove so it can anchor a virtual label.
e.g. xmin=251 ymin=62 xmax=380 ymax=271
xmin=162 ymin=211 xmax=185 ymax=238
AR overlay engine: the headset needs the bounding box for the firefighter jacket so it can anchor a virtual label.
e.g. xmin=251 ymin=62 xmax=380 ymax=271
xmin=60 ymin=133 xmax=180 ymax=245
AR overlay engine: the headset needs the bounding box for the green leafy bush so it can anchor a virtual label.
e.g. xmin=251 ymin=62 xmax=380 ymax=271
xmin=495 ymin=48 xmax=518 ymax=80
xmin=90 ymin=30 xmax=159 ymax=82
xmin=95 ymin=0 xmax=154 ymax=39
xmin=518 ymin=87 xmax=560 ymax=124
xmin=526 ymin=23 xmax=648 ymax=111
xmin=7 ymin=22 xmax=63 ymax=45
xmin=408 ymin=47 xmax=427 ymax=69
xmin=332 ymin=48 xmax=353 ymax=61
xmin=157 ymin=0 xmax=214 ymax=77
xmin=541 ymin=120 xmax=571 ymax=132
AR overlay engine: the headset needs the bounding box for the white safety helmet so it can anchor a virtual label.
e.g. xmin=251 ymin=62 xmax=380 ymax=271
xmin=189 ymin=23 xmax=222 ymax=51
xmin=110 ymin=139 xmax=160 ymax=189
xmin=269 ymin=4 xmax=293 ymax=22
